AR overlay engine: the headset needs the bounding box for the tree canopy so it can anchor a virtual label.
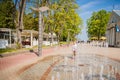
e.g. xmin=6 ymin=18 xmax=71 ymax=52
xmin=0 ymin=0 xmax=15 ymax=29
xmin=87 ymin=10 xmax=110 ymax=40
xmin=24 ymin=0 xmax=82 ymax=41
xmin=0 ymin=0 xmax=82 ymax=42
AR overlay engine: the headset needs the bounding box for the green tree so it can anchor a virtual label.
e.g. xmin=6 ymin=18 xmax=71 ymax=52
xmin=24 ymin=0 xmax=82 ymax=43
xmin=23 ymin=13 xmax=38 ymax=30
xmin=87 ymin=10 xmax=110 ymax=40
xmin=44 ymin=0 xmax=82 ymax=42
xmin=0 ymin=0 xmax=15 ymax=28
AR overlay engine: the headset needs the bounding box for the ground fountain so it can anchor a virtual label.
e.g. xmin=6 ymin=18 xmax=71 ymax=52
xmin=49 ymin=54 xmax=120 ymax=80
xmin=48 ymin=44 xmax=120 ymax=80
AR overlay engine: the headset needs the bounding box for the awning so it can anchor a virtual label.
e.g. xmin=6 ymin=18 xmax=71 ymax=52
xmin=100 ymin=36 xmax=106 ymax=40
xmin=90 ymin=37 xmax=98 ymax=40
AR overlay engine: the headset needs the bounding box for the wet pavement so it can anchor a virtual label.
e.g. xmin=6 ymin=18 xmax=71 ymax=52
xmin=0 ymin=43 xmax=120 ymax=80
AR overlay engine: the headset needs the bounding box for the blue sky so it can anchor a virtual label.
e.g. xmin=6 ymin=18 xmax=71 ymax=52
xmin=76 ymin=0 xmax=120 ymax=41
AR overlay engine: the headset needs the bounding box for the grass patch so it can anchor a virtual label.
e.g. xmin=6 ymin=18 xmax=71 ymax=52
xmin=59 ymin=41 xmax=68 ymax=45
xmin=0 ymin=43 xmax=65 ymax=55
xmin=0 ymin=48 xmax=17 ymax=54
xmin=0 ymin=45 xmax=51 ymax=54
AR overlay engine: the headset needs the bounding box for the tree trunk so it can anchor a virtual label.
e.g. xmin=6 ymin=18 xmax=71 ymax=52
xmin=16 ymin=0 xmax=26 ymax=48
xmin=97 ymin=28 xmax=100 ymax=41
xmin=18 ymin=0 xmax=26 ymax=29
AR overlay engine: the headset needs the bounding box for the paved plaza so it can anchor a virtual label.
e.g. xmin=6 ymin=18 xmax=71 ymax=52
xmin=0 ymin=43 xmax=120 ymax=80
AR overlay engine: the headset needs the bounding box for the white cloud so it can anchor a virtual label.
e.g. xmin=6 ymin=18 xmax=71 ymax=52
xmin=79 ymin=11 xmax=92 ymax=17
xmin=80 ymin=1 xmax=100 ymax=10
xmin=114 ymin=4 xmax=120 ymax=10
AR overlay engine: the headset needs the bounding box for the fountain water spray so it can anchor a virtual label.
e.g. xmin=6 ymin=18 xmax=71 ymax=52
xmin=81 ymin=73 xmax=85 ymax=80
xmin=100 ymin=64 xmax=104 ymax=80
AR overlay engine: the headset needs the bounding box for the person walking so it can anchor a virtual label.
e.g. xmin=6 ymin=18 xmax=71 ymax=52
xmin=72 ymin=42 xmax=77 ymax=57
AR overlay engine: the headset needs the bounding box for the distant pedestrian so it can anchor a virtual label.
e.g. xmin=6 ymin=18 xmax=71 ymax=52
xmin=72 ymin=42 xmax=77 ymax=57
xmin=105 ymin=41 xmax=108 ymax=48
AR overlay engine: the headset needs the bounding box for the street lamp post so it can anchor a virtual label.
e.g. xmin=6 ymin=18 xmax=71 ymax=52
xmin=31 ymin=6 xmax=49 ymax=56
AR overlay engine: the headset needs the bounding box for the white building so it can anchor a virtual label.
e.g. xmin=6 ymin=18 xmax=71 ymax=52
xmin=106 ymin=10 xmax=120 ymax=47
xmin=0 ymin=28 xmax=58 ymax=48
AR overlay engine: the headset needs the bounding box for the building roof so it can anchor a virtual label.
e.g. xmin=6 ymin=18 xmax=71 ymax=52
xmin=113 ymin=10 xmax=120 ymax=16
xmin=21 ymin=30 xmax=38 ymax=37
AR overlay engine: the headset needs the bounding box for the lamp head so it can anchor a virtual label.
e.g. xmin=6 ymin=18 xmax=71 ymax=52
xmin=31 ymin=6 xmax=49 ymax=12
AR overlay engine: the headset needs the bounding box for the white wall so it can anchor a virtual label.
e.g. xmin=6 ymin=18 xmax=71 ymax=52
xmin=0 ymin=39 xmax=8 ymax=48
